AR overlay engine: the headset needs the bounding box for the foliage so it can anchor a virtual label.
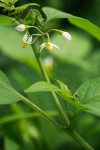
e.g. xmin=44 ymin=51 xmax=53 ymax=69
xmin=0 ymin=0 xmax=100 ymax=150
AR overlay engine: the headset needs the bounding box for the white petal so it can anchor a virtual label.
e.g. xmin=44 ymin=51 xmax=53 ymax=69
xmin=40 ymin=43 xmax=46 ymax=47
xmin=27 ymin=36 xmax=32 ymax=44
xmin=23 ymin=33 xmax=28 ymax=42
xmin=40 ymin=43 xmax=46 ymax=52
xmin=53 ymin=44 xmax=59 ymax=50
xmin=40 ymin=45 xmax=46 ymax=52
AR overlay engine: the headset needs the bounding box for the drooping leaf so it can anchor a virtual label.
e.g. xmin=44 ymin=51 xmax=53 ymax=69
xmin=0 ymin=70 xmax=21 ymax=104
xmin=76 ymin=78 xmax=100 ymax=116
xmin=42 ymin=7 xmax=100 ymax=40
xmin=24 ymin=81 xmax=62 ymax=93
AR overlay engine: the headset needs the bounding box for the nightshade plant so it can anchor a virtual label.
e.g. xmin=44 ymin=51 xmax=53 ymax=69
xmin=0 ymin=0 xmax=100 ymax=149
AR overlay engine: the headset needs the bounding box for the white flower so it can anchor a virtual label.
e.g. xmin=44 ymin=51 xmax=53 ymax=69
xmin=43 ymin=57 xmax=54 ymax=72
xmin=40 ymin=42 xmax=59 ymax=52
xmin=15 ymin=24 xmax=26 ymax=32
xmin=22 ymin=33 xmax=34 ymax=48
xmin=62 ymin=32 xmax=72 ymax=41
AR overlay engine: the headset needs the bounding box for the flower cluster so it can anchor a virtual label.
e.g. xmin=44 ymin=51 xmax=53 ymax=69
xmin=15 ymin=24 xmax=72 ymax=51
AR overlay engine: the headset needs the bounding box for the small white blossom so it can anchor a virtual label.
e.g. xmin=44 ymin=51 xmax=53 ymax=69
xmin=22 ymin=33 xmax=34 ymax=48
xmin=62 ymin=32 xmax=72 ymax=41
xmin=15 ymin=24 xmax=26 ymax=32
xmin=43 ymin=57 xmax=54 ymax=72
xmin=40 ymin=42 xmax=59 ymax=52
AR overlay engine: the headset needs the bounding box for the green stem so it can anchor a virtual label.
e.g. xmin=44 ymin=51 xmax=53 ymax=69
xmin=27 ymin=25 xmax=44 ymax=34
xmin=47 ymin=29 xmax=62 ymax=34
xmin=69 ymin=130 xmax=94 ymax=150
xmin=20 ymin=94 xmax=94 ymax=150
xmin=30 ymin=42 xmax=94 ymax=150
xmin=69 ymin=110 xmax=80 ymax=130
xmin=19 ymin=94 xmax=63 ymax=130
xmin=31 ymin=43 xmax=70 ymax=127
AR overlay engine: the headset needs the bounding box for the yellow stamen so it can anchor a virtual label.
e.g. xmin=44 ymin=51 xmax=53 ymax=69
xmin=46 ymin=44 xmax=51 ymax=51
xmin=22 ymin=42 xmax=27 ymax=48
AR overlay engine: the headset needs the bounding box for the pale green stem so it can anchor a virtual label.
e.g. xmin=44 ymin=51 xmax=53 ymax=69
xmin=27 ymin=25 xmax=44 ymax=34
xmin=47 ymin=29 xmax=62 ymax=34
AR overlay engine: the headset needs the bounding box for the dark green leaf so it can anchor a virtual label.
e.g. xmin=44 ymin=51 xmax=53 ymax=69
xmin=76 ymin=78 xmax=100 ymax=116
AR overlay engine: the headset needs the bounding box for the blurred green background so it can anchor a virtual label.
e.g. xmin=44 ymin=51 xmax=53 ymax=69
xmin=0 ymin=0 xmax=100 ymax=150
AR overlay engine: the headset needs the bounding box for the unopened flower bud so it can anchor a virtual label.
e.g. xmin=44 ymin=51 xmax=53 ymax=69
xmin=15 ymin=24 xmax=26 ymax=32
xmin=62 ymin=32 xmax=72 ymax=41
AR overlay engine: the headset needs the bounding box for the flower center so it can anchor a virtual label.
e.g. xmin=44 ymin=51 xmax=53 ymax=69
xmin=22 ymin=42 xmax=27 ymax=48
xmin=46 ymin=44 xmax=51 ymax=51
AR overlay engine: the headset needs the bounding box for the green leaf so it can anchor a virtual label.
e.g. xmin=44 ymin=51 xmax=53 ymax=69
xmin=60 ymin=94 xmax=88 ymax=110
xmin=42 ymin=7 xmax=100 ymax=40
xmin=76 ymin=78 xmax=100 ymax=116
xmin=0 ymin=15 xmax=17 ymax=25
xmin=56 ymin=79 xmax=69 ymax=90
xmin=24 ymin=81 xmax=62 ymax=93
xmin=0 ymin=70 xmax=21 ymax=104
xmin=55 ymin=80 xmax=87 ymax=109
xmin=0 ymin=2 xmax=6 ymax=7
xmin=14 ymin=3 xmax=40 ymax=12
xmin=0 ymin=0 xmax=7 ymax=5
xmin=24 ymin=81 xmax=87 ymax=110
xmin=5 ymin=137 xmax=19 ymax=150
xmin=56 ymin=80 xmax=72 ymax=98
